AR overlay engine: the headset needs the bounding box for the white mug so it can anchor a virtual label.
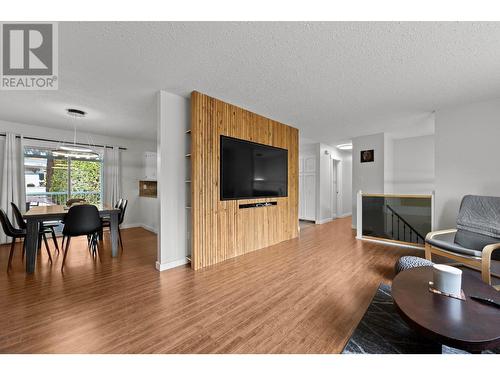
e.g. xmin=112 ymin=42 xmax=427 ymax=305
xmin=432 ymin=264 xmax=462 ymax=296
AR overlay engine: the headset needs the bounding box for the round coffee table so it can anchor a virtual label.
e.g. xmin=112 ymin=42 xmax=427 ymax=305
xmin=392 ymin=266 xmax=500 ymax=353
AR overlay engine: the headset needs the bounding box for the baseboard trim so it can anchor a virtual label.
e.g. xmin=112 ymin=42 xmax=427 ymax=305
xmin=155 ymin=258 xmax=189 ymax=271
xmin=314 ymin=214 xmax=352 ymax=225
xmin=358 ymin=236 xmax=424 ymax=251
xmin=120 ymin=223 xmax=142 ymax=229
xmin=338 ymin=212 xmax=352 ymax=218
xmin=316 ymin=218 xmax=333 ymax=225
xmin=140 ymin=224 xmax=158 ymax=234
xmin=121 ymin=223 xmax=158 ymax=234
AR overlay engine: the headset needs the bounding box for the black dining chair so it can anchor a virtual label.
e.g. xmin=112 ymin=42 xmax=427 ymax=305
xmin=61 ymin=198 xmax=91 ymax=250
xmin=11 ymin=202 xmax=59 ymax=256
xmin=61 ymin=204 xmax=103 ymax=271
xmin=0 ymin=208 xmax=28 ymax=271
xmin=101 ymin=199 xmax=127 ymax=252
xmin=115 ymin=198 xmax=123 ymax=209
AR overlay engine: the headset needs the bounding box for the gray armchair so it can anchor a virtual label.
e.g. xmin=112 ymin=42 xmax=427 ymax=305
xmin=425 ymin=195 xmax=500 ymax=289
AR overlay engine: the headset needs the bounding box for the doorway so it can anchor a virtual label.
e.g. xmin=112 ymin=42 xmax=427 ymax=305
xmin=331 ymin=158 xmax=342 ymax=219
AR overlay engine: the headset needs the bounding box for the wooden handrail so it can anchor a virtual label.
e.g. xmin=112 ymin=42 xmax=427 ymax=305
xmin=362 ymin=193 xmax=432 ymax=199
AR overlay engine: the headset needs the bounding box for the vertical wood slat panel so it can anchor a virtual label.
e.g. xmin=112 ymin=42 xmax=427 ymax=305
xmin=191 ymin=91 xmax=299 ymax=270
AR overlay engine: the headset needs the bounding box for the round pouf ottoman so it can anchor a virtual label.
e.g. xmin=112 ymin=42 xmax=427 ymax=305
xmin=395 ymin=256 xmax=434 ymax=275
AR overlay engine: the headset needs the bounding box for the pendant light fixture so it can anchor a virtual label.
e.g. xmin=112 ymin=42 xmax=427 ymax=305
xmin=53 ymin=108 xmax=100 ymax=160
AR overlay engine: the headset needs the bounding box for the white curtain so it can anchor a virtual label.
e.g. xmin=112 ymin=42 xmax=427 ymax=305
xmin=103 ymin=146 xmax=122 ymax=206
xmin=0 ymin=133 xmax=25 ymax=244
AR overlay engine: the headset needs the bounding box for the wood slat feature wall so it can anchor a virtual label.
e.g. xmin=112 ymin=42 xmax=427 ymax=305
xmin=191 ymin=91 xmax=299 ymax=270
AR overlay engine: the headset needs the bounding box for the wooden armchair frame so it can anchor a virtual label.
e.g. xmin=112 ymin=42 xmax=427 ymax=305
xmin=425 ymin=229 xmax=500 ymax=290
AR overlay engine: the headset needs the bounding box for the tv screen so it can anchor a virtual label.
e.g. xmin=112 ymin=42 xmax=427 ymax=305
xmin=220 ymin=136 xmax=288 ymax=200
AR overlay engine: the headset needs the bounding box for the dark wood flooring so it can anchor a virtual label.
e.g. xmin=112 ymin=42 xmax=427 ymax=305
xmin=0 ymin=217 xmax=423 ymax=353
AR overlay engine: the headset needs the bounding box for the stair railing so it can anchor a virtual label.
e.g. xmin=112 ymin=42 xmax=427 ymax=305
xmin=386 ymin=204 xmax=425 ymax=244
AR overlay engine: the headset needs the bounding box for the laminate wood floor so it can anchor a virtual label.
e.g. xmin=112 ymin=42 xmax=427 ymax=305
xmin=0 ymin=217 xmax=421 ymax=353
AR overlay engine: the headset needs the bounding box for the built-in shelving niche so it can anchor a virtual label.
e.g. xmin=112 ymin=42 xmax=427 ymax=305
xmin=139 ymin=180 xmax=157 ymax=198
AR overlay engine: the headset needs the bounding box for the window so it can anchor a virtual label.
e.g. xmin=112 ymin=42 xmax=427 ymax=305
xmin=24 ymin=145 xmax=103 ymax=207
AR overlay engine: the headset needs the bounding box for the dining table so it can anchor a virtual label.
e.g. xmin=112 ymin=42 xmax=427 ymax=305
xmin=23 ymin=204 xmax=121 ymax=273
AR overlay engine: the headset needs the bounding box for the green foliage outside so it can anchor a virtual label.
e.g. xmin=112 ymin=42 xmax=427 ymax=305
xmin=49 ymin=158 xmax=102 ymax=205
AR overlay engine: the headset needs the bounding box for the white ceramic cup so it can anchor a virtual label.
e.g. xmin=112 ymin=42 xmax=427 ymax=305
xmin=432 ymin=264 xmax=462 ymax=296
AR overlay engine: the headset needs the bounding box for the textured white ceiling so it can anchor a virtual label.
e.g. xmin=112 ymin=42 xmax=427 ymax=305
xmin=1 ymin=22 xmax=500 ymax=144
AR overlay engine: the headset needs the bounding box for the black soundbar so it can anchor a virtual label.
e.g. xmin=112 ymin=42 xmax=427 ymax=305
xmin=239 ymin=202 xmax=278 ymax=209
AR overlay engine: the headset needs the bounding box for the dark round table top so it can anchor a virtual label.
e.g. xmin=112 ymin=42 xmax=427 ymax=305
xmin=392 ymin=266 xmax=500 ymax=352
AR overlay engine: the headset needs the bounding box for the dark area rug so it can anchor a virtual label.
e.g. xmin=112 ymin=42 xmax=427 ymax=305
xmin=342 ymin=284 xmax=500 ymax=354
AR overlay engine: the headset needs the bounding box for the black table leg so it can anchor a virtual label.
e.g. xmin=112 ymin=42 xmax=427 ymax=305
xmin=109 ymin=211 xmax=119 ymax=257
xmin=25 ymin=219 xmax=39 ymax=273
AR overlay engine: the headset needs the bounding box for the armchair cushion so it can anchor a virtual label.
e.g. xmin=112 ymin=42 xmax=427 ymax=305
xmin=427 ymin=229 xmax=500 ymax=260
xmin=456 ymin=195 xmax=500 ymax=238
xmin=427 ymin=231 xmax=482 ymax=258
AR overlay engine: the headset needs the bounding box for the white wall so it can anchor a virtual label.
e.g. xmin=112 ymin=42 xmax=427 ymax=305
xmin=351 ymin=133 xmax=385 ymax=227
xmin=383 ymin=133 xmax=394 ymax=193
xmin=0 ymin=119 xmax=157 ymax=231
xmin=385 ymin=134 xmax=435 ymax=195
xmin=435 ymin=98 xmax=500 ymax=229
xmin=339 ymin=150 xmax=352 ymax=217
xmin=156 ymin=91 xmax=190 ymax=271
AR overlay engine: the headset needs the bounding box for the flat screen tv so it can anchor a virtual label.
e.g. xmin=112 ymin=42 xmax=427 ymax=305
xmin=220 ymin=135 xmax=288 ymax=200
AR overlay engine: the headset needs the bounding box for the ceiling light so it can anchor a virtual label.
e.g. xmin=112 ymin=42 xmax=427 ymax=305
xmin=337 ymin=143 xmax=352 ymax=150
xmin=59 ymin=145 xmax=94 ymax=153
xmin=53 ymin=151 xmax=100 ymax=160
xmin=66 ymin=108 xmax=86 ymax=118
xmin=53 ymin=108 xmax=100 ymax=159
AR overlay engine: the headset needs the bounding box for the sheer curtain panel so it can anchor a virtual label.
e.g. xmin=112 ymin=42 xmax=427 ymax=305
xmin=103 ymin=146 xmax=122 ymax=207
xmin=0 ymin=133 xmax=25 ymax=244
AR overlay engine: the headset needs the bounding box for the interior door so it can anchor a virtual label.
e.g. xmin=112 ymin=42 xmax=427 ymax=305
xmin=299 ymin=155 xmax=316 ymax=221
xmin=303 ymin=174 xmax=316 ymax=221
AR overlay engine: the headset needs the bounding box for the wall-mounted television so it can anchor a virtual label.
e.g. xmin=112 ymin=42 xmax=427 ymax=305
xmin=220 ymin=135 xmax=288 ymax=200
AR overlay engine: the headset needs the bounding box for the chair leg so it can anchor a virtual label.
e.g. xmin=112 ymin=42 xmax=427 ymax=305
xmin=87 ymin=234 xmax=92 ymax=253
xmin=118 ymin=227 xmax=123 ymax=252
xmin=42 ymin=234 xmax=52 ymax=263
xmin=61 ymin=235 xmax=66 ymax=250
xmin=94 ymin=235 xmax=101 ymax=262
xmin=94 ymin=235 xmax=98 ymax=258
xmin=7 ymin=238 xmax=16 ymax=271
xmin=50 ymin=227 xmax=59 ymax=253
xmin=61 ymin=237 xmax=71 ymax=271
xmin=38 ymin=233 xmax=42 ymax=251
xmin=425 ymin=243 xmax=432 ymax=261
xmin=22 ymin=239 xmax=26 ymax=262
xmin=480 ymin=244 xmax=499 ymax=285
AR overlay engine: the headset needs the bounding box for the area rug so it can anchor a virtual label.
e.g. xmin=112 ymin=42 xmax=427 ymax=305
xmin=342 ymin=284 xmax=499 ymax=354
